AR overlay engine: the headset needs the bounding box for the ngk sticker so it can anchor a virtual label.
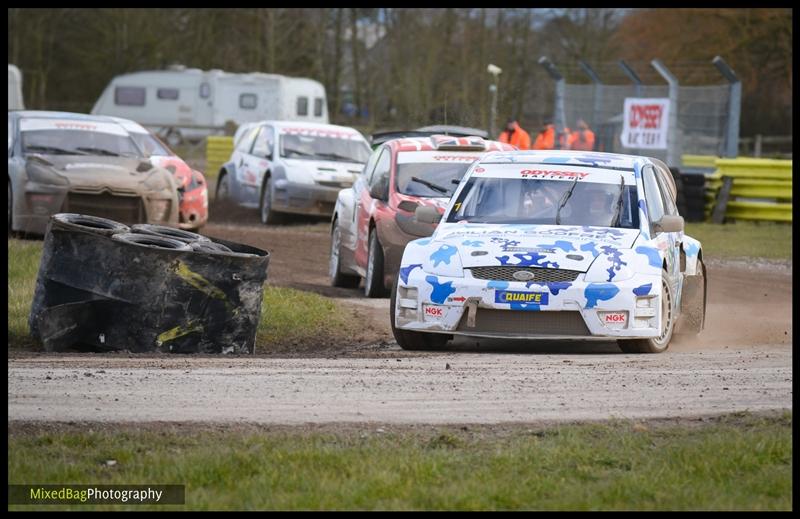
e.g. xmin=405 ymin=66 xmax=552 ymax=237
xmin=423 ymin=304 xmax=445 ymax=320
xmin=599 ymin=311 xmax=628 ymax=329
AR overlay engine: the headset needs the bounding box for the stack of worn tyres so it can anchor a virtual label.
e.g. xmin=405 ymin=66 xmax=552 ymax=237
xmin=29 ymin=213 xmax=270 ymax=354
xmin=671 ymin=168 xmax=708 ymax=222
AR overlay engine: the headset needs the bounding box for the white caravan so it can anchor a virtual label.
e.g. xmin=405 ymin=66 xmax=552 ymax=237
xmin=8 ymin=65 xmax=24 ymax=110
xmin=90 ymin=67 xmax=328 ymax=143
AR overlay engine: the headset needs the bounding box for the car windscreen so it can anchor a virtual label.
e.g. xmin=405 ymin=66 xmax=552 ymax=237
xmin=21 ymin=129 xmax=142 ymax=158
xmin=396 ymin=162 xmax=472 ymax=198
xmin=447 ymin=177 xmax=639 ymax=229
xmin=279 ymin=133 xmax=370 ymax=163
xmin=129 ymin=132 xmax=171 ymax=158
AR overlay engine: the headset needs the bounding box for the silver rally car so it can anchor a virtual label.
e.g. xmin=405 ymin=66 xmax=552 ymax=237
xmin=391 ymin=150 xmax=707 ymax=353
xmin=8 ymin=111 xmax=179 ymax=235
xmin=216 ymin=121 xmax=371 ymax=224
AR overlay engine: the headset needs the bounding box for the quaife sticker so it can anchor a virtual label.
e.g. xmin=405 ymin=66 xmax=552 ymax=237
xmin=494 ymin=291 xmax=549 ymax=305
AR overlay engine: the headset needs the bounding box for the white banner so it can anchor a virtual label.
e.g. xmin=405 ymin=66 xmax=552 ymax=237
xmin=620 ymin=98 xmax=670 ymax=150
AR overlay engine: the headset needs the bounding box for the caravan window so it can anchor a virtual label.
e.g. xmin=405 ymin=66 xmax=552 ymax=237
xmin=239 ymin=93 xmax=257 ymax=110
xmin=314 ymin=98 xmax=324 ymax=117
xmin=157 ymin=88 xmax=179 ymax=100
xmin=114 ymin=87 xmax=146 ymax=106
xmin=199 ymin=82 xmax=211 ymax=99
xmin=296 ymin=97 xmax=309 ymax=116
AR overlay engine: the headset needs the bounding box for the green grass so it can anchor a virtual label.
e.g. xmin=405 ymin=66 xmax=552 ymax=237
xmin=7 ymin=239 xmax=357 ymax=352
xmin=7 ymin=239 xmax=42 ymax=349
xmin=7 ymin=412 xmax=792 ymax=510
xmin=684 ymin=221 xmax=792 ymax=260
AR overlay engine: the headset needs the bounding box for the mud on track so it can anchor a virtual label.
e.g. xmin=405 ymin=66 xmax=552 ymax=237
xmin=8 ymin=206 xmax=791 ymax=425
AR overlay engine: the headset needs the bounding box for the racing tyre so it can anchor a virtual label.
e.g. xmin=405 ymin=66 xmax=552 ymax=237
xmin=390 ymin=277 xmax=450 ymax=351
xmin=260 ymin=176 xmax=284 ymax=225
xmin=216 ymin=173 xmax=230 ymax=201
xmin=131 ymin=223 xmax=209 ymax=244
xmin=364 ymin=229 xmax=387 ymax=298
xmin=618 ymin=270 xmax=675 ymax=353
xmin=329 ymin=219 xmax=360 ymax=288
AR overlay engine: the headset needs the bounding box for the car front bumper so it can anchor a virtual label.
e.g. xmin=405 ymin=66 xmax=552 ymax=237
xmin=14 ymin=182 xmax=178 ymax=235
xmin=272 ymin=180 xmax=343 ymax=217
xmin=394 ymin=267 xmax=665 ymax=340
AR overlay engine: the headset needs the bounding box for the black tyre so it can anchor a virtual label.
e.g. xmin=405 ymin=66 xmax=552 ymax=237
xmin=131 ymin=223 xmax=209 ymax=244
xmin=364 ymin=229 xmax=387 ymax=298
xmin=390 ymin=277 xmax=450 ymax=351
xmin=618 ymin=270 xmax=675 ymax=353
xmin=110 ymin=232 xmax=192 ymax=251
xmin=216 ymin=173 xmax=231 ymax=201
xmin=53 ymin=213 xmax=130 ymax=236
xmin=260 ymin=176 xmax=284 ymax=225
xmin=329 ymin=219 xmax=360 ymax=288
xmin=190 ymin=240 xmax=234 ymax=254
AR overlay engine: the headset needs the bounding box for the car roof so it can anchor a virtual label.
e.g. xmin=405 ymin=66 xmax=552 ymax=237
xmin=476 ymin=149 xmax=647 ymax=171
xmin=262 ymin=120 xmax=367 ymax=136
xmin=11 ymin=110 xmax=121 ymax=124
xmin=385 ymin=135 xmax=515 ymax=153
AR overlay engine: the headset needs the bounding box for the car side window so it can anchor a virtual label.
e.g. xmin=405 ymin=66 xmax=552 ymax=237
xmin=642 ymin=166 xmax=665 ymax=227
xmin=251 ymin=126 xmax=273 ymax=159
xmin=361 ymin=147 xmax=383 ymax=186
xmin=654 ymin=166 xmax=678 ymax=216
xmin=369 ymin=148 xmax=391 ymax=191
xmin=237 ymin=126 xmax=259 ymax=153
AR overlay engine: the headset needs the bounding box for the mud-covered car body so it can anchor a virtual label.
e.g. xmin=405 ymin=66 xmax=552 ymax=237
xmin=330 ymin=135 xmax=515 ymax=296
xmin=113 ymin=118 xmax=208 ymax=230
xmin=8 ymin=111 xmax=179 ymax=235
xmin=392 ymin=150 xmax=706 ymax=353
xmin=216 ymin=120 xmax=370 ymax=222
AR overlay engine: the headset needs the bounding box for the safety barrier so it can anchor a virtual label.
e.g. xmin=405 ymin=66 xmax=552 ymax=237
xmin=694 ymin=157 xmax=793 ymax=223
xmin=206 ymin=136 xmax=234 ymax=179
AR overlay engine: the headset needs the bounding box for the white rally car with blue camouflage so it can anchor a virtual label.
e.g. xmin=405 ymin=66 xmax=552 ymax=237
xmin=390 ymin=150 xmax=706 ymax=353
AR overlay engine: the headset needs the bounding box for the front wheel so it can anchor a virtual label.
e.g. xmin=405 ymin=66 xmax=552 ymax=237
xmin=330 ymin=219 xmax=360 ymax=288
xmin=618 ymin=270 xmax=675 ymax=353
xmin=216 ymin=173 xmax=230 ymax=201
xmin=390 ymin=277 xmax=451 ymax=351
xmin=260 ymin=176 xmax=284 ymax=225
xmin=364 ymin=229 xmax=387 ymax=298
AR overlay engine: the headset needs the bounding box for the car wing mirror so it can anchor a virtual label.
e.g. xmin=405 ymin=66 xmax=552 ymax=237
xmin=414 ymin=205 xmax=441 ymax=225
xmin=654 ymin=214 xmax=684 ymax=233
xmin=368 ymin=176 xmax=389 ymax=201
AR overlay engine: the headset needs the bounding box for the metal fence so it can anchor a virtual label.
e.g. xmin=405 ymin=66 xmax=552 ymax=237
xmin=539 ymin=57 xmax=741 ymax=169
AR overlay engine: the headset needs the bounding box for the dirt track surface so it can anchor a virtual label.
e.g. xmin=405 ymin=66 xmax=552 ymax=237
xmin=7 ymin=347 xmax=791 ymax=424
xmin=8 ymin=212 xmax=792 ymax=424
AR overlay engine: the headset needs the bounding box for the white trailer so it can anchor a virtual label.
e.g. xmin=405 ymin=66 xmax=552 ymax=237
xmin=8 ymin=65 xmax=24 ymax=110
xmin=90 ymin=66 xmax=328 ymax=143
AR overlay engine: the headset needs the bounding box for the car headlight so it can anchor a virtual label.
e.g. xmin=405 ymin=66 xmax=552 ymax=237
xmin=584 ymin=249 xmax=636 ymax=282
xmin=422 ymin=244 xmax=464 ymax=278
xmin=148 ymin=199 xmax=172 ymax=221
xmin=26 ymin=164 xmax=69 ymax=186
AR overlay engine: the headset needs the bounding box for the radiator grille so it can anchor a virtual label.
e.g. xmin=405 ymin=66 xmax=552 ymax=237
xmin=457 ymin=309 xmax=590 ymax=336
xmin=469 ymin=266 xmax=581 ymax=282
xmin=66 ymin=193 xmax=144 ymax=224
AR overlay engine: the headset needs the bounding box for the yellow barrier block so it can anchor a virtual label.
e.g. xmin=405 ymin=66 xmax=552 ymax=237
xmin=206 ymin=136 xmax=234 ymax=178
xmin=682 ymin=155 xmax=718 ymax=168
xmin=729 ymin=179 xmax=792 ymax=200
xmin=715 ymin=158 xmax=793 ymax=180
xmin=725 ymin=201 xmax=793 ymax=222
